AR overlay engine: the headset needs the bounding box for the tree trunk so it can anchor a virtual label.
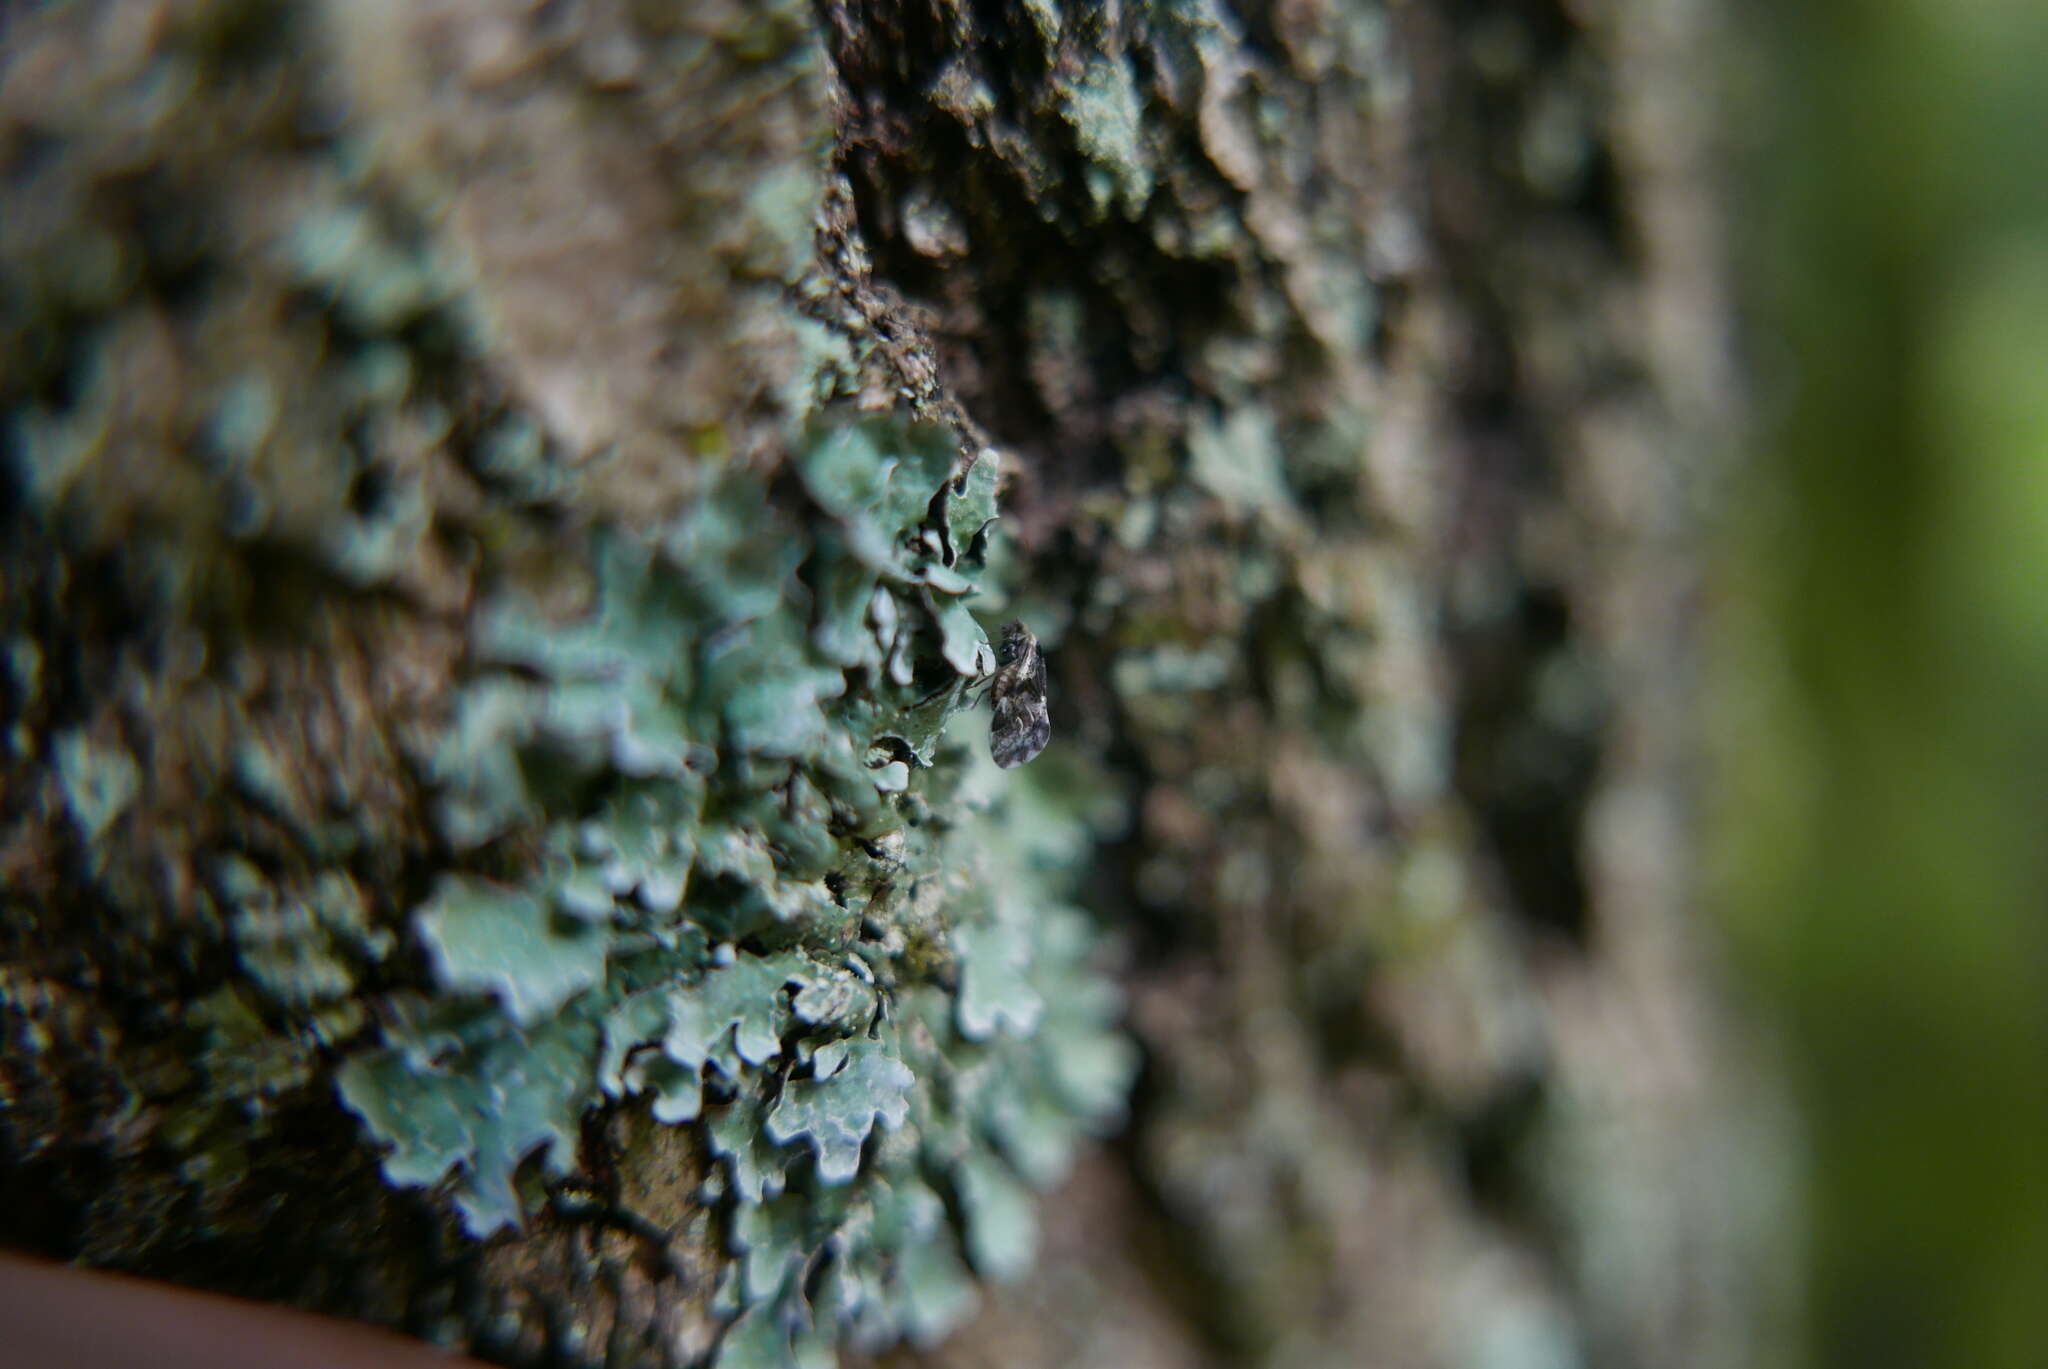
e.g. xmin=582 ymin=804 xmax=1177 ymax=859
xmin=0 ymin=3 xmax=1758 ymax=1368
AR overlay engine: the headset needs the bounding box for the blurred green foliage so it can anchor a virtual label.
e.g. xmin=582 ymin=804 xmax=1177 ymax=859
xmin=1728 ymin=4 xmax=2048 ymax=1368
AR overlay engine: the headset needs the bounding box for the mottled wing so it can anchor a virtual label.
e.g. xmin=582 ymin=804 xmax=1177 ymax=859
xmin=989 ymin=643 xmax=1050 ymax=769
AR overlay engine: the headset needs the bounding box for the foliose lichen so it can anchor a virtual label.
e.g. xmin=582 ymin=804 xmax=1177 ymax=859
xmin=1 ymin=6 xmax=1137 ymax=1363
xmin=336 ymin=416 xmax=1135 ymax=1366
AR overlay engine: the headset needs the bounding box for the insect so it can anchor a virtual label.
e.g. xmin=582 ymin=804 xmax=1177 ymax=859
xmin=987 ymin=620 xmax=1050 ymax=769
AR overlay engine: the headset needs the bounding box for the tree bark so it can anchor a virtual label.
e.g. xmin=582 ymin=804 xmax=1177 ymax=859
xmin=0 ymin=3 xmax=1759 ymax=1368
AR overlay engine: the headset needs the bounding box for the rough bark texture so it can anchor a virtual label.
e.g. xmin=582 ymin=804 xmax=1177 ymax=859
xmin=1 ymin=3 xmax=1759 ymax=1369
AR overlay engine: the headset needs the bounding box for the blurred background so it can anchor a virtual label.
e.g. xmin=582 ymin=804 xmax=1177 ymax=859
xmin=1720 ymin=3 xmax=2048 ymax=1366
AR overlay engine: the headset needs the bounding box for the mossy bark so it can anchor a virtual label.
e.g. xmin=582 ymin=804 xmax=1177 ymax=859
xmin=1 ymin=2 xmax=1759 ymax=1368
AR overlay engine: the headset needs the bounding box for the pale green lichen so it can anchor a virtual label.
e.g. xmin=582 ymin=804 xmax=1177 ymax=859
xmin=1187 ymin=403 xmax=1298 ymax=528
xmin=1062 ymin=55 xmax=1154 ymax=219
xmin=285 ymin=203 xmax=460 ymax=336
xmin=54 ymin=730 xmax=141 ymax=846
xmin=335 ymin=415 xmax=1134 ymax=1366
xmin=1 ymin=8 xmax=1136 ymax=1359
xmin=413 ymin=877 xmax=611 ymax=1028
